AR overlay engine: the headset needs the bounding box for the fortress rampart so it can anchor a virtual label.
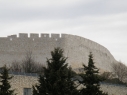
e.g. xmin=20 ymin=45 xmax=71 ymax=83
xmin=8 ymin=73 xmax=127 ymax=95
xmin=10 ymin=73 xmax=38 ymax=95
xmin=0 ymin=33 xmax=117 ymax=72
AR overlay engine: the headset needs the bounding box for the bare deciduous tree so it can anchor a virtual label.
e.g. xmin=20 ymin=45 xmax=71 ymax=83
xmin=10 ymin=60 xmax=22 ymax=72
xmin=10 ymin=51 xmax=44 ymax=73
xmin=22 ymin=51 xmax=36 ymax=73
xmin=112 ymin=61 xmax=127 ymax=82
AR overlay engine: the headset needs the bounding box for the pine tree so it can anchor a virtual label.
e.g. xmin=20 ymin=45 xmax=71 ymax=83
xmin=80 ymin=52 xmax=108 ymax=95
xmin=33 ymin=47 xmax=79 ymax=95
xmin=0 ymin=65 xmax=16 ymax=95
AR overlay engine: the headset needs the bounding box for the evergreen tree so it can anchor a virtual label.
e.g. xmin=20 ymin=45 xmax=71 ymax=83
xmin=33 ymin=47 xmax=79 ymax=95
xmin=0 ymin=65 xmax=16 ymax=95
xmin=80 ymin=52 xmax=107 ymax=95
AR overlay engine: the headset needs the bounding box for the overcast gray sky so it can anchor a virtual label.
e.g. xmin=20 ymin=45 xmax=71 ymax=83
xmin=0 ymin=0 xmax=127 ymax=64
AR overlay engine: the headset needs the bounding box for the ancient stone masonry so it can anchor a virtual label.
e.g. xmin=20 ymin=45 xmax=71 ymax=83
xmin=0 ymin=33 xmax=117 ymax=72
xmin=10 ymin=73 xmax=38 ymax=95
xmin=9 ymin=73 xmax=127 ymax=95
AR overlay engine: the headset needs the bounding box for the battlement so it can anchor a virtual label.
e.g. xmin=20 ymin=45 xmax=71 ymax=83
xmin=7 ymin=33 xmax=84 ymax=39
xmin=1 ymin=33 xmax=110 ymax=54
xmin=0 ymin=33 xmax=119 ymax=95
xmin=41 ymin=33 xmax=49 ymax=38
xmin=19 ymin=33 xmax=28 ymax=38
xmin=0 ymin=33 xmax=116 ymax=71
xmin=7 ymin=33 xmax=62 ymax=39
xmin=51 ymin=33 xmax=60 ymax=38
xmin=8 ymin=34 xmax=17 ymax=38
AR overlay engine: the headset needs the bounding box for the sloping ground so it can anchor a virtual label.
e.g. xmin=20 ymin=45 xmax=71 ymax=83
xmin=101 ymin=83 xmax=127 ymax=95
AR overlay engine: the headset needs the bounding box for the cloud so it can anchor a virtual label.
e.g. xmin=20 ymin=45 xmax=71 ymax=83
xmin=1 ymin=0 xmax=127 ymax=22
xmin=0 ymin=0 xmax=93 ymax=20
xmin=1 ymin=12 xmax=127 ymax=41
xmin=0 ymin=0 xmax=127 ymax=64
xmin=0 ymin=0 xmax=93 ymax=8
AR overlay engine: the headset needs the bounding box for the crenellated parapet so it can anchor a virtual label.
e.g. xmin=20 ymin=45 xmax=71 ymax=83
xmin=51 ymin=33 xmax=60 ymax=38
xmin=7 ymin=33 xmax=62 ymax=39
xmin=41 ymin=33 xmax=49 ymax=38
xmin=30 ymin=33 xmax=39 ymax=39
xmin=0 ymin=33 xmax=113 ymax=58
xmin=19 ymin=33 xmax=28 ymax=38
xmin=0 ymin=33 xmax=117 ymax=72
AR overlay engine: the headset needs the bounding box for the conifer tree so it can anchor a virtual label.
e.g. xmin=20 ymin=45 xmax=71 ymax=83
xmin=33 ymin=47 xmax=79 ymax=95
xmin=80 ymin=52 xmax=108 ymax=95
xmin=0 ymin=65 xmax=16 ymax=95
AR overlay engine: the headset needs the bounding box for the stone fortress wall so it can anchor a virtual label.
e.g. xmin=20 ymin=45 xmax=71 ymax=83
xmin=10 ymin=74 xmax=127 ymax=95
xmin=0 ymin=33 xmax=117 ymax=72
xmin=10 ymin=73 xmax=38 ymax=95
xmin=0 ymin=33 xmax=124 ymax=95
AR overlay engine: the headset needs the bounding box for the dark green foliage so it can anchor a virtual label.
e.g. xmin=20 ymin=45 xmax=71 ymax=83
xmin=80 ymin=52 xmax=108 ymax=95
xmin=0 ymin=65 xmax=16 ymax=95
xmin=33 ymin=47 xmax=79 ymax=95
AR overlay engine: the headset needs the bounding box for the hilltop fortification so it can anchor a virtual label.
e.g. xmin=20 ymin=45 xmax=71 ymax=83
xmin=0 ymin=33 xmax=117 ymax=72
